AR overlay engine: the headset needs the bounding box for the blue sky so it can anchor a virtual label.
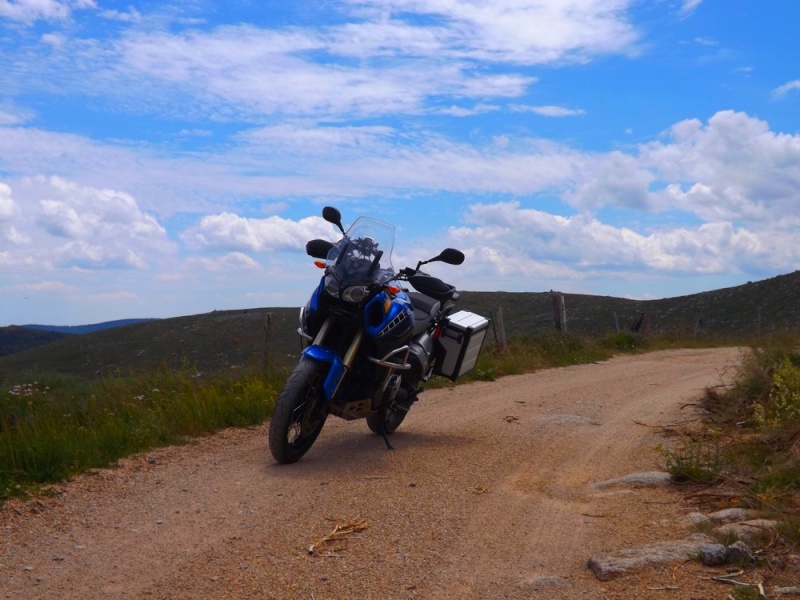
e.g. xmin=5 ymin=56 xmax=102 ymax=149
xmin=1 ymin=0 xmax=799 ymax=326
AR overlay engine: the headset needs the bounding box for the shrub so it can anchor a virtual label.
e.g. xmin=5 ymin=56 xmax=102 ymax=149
xmin=753 ymin=357 xmax=800 ymax=429
xmin=658 ymin=435 xmax=725 ymax=484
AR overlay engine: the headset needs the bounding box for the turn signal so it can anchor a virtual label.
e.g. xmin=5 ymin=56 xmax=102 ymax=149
xmin=314 ymin=260 xmax=326 ymax=269
xmin=387 ymin=284 xmax=401 ymax=295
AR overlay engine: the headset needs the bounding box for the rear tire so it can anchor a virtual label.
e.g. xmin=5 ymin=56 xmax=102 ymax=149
xmin=269 ymin=360 xmax=328 ymax=464
xmin=366 ymin=388 xmax=410 ymax=435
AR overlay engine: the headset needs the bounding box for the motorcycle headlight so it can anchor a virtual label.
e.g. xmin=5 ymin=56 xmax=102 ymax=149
xmin=324 ymin=275 xmax=340 ymax=297
xmin=342 ymin=285 xmax=368 ymax=303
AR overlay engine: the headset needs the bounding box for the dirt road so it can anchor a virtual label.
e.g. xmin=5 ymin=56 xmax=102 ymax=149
xmin=2 ymin=348 xmax=744 ymax=599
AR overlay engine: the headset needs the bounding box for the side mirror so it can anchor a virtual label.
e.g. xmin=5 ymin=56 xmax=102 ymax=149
xmin=306 ymin=239 xmax=334 ymax=259
xmin=437 ymin=248 xmax=465 ymax=265
xmin=322 ymin=206 xmax=345 ymax=234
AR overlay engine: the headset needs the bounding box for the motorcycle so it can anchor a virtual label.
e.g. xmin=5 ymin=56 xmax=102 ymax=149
xmin=268 ymin=206 xmax=489 ymax=464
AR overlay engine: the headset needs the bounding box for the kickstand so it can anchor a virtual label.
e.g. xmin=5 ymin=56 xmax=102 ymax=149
xmin=379 ymin=409 xmax=394 ymax=450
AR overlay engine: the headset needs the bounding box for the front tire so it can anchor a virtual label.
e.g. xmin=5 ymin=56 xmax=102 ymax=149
xmin=269 ymin=359 xmax=329 ymax=464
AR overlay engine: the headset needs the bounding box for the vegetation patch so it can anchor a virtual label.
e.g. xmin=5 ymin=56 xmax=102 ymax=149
xmin=1 ymin=366 xmax=278 ymax=501
xmin=673 ymin=336 xmax=800 ymax=558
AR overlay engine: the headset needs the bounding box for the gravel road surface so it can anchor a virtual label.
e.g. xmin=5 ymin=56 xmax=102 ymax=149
xmin=2 ymin=348 xmax=745 ymax=599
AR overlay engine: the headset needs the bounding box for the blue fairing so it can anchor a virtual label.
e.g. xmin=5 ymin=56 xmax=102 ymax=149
xmin=309 ymin=278 xmax=323 ymax=314
xmin=364 ymin=290 xmax=413 ymax=341
xmin=302 ymin=346 xmax=345 ymax=400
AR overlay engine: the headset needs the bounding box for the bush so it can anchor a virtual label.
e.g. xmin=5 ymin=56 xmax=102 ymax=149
xmin=753 ymin=357 xmax=800 ymax=429
xmin=658 ymin=435 xmax=725 ymax=484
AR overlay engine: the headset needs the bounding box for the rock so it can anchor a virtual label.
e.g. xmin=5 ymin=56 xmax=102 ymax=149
xmin=724 ymin=541 xmax=755 ymax=565
xmin=715 ymin=519 xmax=778 ymax=543
xmin=774 ymin=587 xmax=800 ymax=596
xmin=593 ymin=471 xmax=672 ymax=489
xmin=686 ymin=512 xmax=710 ymax=527
xmin=707 ymin=508 xmax=756 ymax=524
xmin=588 ymin=534 xmax=712 ymax=581
xmin=699 ymin=544 xmax=727 ymax=566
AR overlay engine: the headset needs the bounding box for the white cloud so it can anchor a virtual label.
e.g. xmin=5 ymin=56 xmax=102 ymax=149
xmin=437 ymin=104 xmax=501 ymax=117
xmin=0 ymin=106 xmax=34 ymax=125
xmin=511 ymin=104 xmax=587 ymax=117
xmin=344 ymin=0 xmax=640 ymax=65
xmin=449 ymin=201 xmax=794 ymax=280
xmin=0 ymin=0 xmax=95 ymax=23
xmin=679 ymin=0 xmax=703 ymax=17
xmin=0 ymin=2 xmax=639 ymax=122
xmin=186 ymin=252 xmax=260 ymax=272
xmin=642 ymin=111 xmax=800 ymax=224
xmin=113 ymin=26 xmax=535 ymax=119
xmin=99 ymin=6 xmax=140 ymax=23
xmin=17 ymin=280 xmax=76 ymax=293
xmin=0 ymin=182 xmax=16 ymax=220
xmin=3 ymin=177 xmax=175 ymax=270
xmin=183 ymin=213 xmax=337 ymax=253
xmin=773 ymin=79 xmax=800 ymax=98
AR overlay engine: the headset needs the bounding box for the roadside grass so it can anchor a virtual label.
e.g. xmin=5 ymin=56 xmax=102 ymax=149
xmin=671 ymin=334 xmax=800 ymax=552
xmin=1 ymin=366 xmax=279 ymax=502
xmin=0 ymin=330 xmax=737 ymax=503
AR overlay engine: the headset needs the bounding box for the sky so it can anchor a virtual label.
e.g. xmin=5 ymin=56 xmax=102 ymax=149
xmin=1 ymin=0 xmax=799 ymax=326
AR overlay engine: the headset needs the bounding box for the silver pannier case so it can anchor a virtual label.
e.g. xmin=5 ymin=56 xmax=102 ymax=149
xmin=434 ymin=310 xmax=490 ymax=381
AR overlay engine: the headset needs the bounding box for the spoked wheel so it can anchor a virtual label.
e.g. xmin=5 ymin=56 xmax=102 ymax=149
xmin=269 ymin=359 xmax=328 ymax=464
xmin=366 ymin=388 xmax=411 ymax=436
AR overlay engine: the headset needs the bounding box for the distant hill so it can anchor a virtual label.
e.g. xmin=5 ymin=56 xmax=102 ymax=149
xmin=0 ymin=327 xmax=68 ymax=358
xmin=0 ymin=270 xmax=798 ymax=378
xmin=22 ymin=319 xmax=158 ymax=335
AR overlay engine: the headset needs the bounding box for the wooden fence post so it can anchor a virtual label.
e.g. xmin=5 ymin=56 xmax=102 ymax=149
xmin=552 ymin=293 xmax=567 ymax=332
xmin=262 ymin=313 xmax=272 ymax=370
xmin=494 ymin=306 xmax=507 ymax=351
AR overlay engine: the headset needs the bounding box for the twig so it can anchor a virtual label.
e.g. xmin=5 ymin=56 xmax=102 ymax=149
xmin=308 ymin=519 xmax=368 ymax=555
xmin=647 ymin=586 xmax=679 ymax=591
xmin=633 ymin=420 xmax=661 ymax=428
xmin=363 ymin=475 xmax=389 ymax=480
xmin=581 ymin=513 xmax=616 ymax=518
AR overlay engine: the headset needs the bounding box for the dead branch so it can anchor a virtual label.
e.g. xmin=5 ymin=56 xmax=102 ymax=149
xmin=308 ymin=518 xmax=368 ymax=555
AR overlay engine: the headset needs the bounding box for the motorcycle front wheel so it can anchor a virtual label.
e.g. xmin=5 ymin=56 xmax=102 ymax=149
xmin=269 ymin=359 xmax=328 ymax=464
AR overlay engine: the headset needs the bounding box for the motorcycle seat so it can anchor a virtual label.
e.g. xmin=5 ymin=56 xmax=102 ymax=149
xmin=408 ymin=292 xmax=439 ymax=336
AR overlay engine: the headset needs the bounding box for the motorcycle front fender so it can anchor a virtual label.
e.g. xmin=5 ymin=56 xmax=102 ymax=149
xmin=302 ymin=345 xmax=346 ymax=401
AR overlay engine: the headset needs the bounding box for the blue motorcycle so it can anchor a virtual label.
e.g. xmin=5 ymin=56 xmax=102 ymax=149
xmin=268 ymin=206 xmax=489 ymax=464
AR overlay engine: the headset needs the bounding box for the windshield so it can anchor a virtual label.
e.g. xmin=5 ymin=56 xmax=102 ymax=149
xmin=326 ymin=216 xmax=396 ymax=287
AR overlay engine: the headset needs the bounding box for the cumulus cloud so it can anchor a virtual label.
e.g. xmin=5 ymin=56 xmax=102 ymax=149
xmin=183 ymin=213 xmax=337 ymax=253
xmin=4 ymin=177 xmax=175 ymax=270
xmin=642 ymin=111 xmax=800 ymax=225
xmin=449 ymin=201 xmax=791 ymax=280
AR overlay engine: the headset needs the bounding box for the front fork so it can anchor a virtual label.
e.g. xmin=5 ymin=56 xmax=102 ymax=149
xmin=302 ymin=317 xmax=364 ymax=402
xmin=302 ymin=316 xmax=412 ymax=408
